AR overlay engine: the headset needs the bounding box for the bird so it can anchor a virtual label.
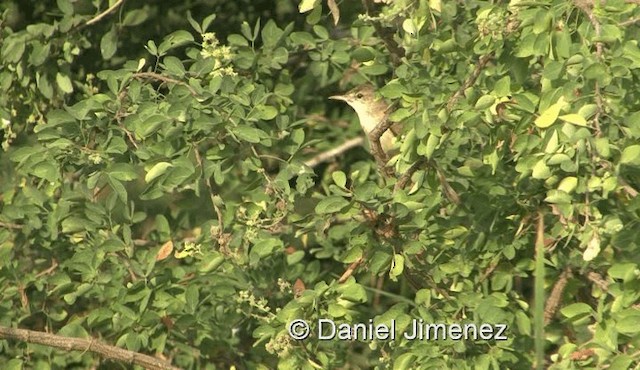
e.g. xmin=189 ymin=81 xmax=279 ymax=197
xmin=329 ymin=84 xmax=401 ymax=154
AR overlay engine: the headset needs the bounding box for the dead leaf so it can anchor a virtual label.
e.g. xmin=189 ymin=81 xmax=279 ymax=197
xmin=156 ymin=240 xmax=174 ymax=261
xmin=327 ymin=0 xmax=340 ymax=25
xmin=293 ymin=278 xmax=306 ymax=297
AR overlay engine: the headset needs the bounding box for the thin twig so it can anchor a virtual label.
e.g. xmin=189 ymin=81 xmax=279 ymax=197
xmin=193 ymin=147 xmax=224 ymax=233
xmin=620 ymin=16 xmax=640 ymax=27
xmin=394 ymin=158 xmax=426 ymax=191
xmin=361 ymin=0 xmax=406 ymax=66
xmin=85 ymin=0 xmax=126 ymax=27
xmin=35 ymin=259 xmax=59 ymax=279
xmin=303 ymin=137 xmax=364 ymax=168
xmin=0 ymin=221 xmax=23 ymax=230
xmin=586 ymin=271 xmax=609 ymax=291
xmin=133 ymin=72 xmax=198 ymax=97
xmin=575 ymin=0 xmax=604 ymax=136
xmin=338 ymin=256 xmax=364 ymax=283
xmin=447 ymin=54 xmax=493 ymax=112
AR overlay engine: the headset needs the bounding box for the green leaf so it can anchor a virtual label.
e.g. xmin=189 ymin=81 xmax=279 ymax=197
xmin=560 ymin=303 xmax=593 ymax=319
xmin=620 ymin=145 xmax=640 ymax=164
xmin=139 ymin=115 xmax=166 ymax=138
xmin=256 ymin=105 xmax=278 ymax=120
xmin=107 ymin=176 xmax=128 ymax=203
xmin=163 ymin=56 xmax=185 ymax=76
xmin=315 ymin=196 xmax=350 ymax=214
xmin=332 ymin=171 xmax=346 ymax=188
xmin=32 ymin=160 xmax=59 ymax=182
xmin=57 ymin=0 xmax=74 ymax=15
xmin=123 ymin=9 xmax=148 ymax=27
xmin=608 ymin=263 xmax=638 ymax=281
xmin=299 ymin=0 xmax=318 ymax=13
xmin=559 ymin=114 xmax=587 ymax=126
xmin=535 ymin=101 xmax=562 ymax=128
xmin=389 ymin=254 xmax=405 ymax=280
xmin=493 ymin=76 xmax=511 ymax=97
xmin=557 ymin=177 xmax=577 ymax=193
xmin=108 ymin=163 xmax=139 ymax=181
xmin=393 ymin=353 xmax=416 ymax=370
xmin=145 ymin=162 xmax=173 ymax=183
xmin=475 ymin=95 xmax=496 ymax=110
xmin=56 ymin=72 xmax=74 ymax=94
xmin=261 ymin=20 xmax=284 ymax=48
xmin=352 ymin=47 xmax=375 ymax=62
xmin=231 ymin=126 xmax=268 ymax=143
xmin=532 ymin=160 xmax=551 ymax=179
xmin=100 ymin=26 xmax=118 ymax=60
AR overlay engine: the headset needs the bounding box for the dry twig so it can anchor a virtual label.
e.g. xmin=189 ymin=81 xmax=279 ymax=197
xmin=304 ymin=137 xmax=364 ymax=168
xmin=0 ymin=326 xmax=180 ymax=370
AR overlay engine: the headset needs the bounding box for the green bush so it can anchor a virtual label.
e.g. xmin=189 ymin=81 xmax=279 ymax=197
xmin=2 ymin=0 xmax=640 ymax=369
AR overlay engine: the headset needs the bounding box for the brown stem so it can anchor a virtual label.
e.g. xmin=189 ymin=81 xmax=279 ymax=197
xmin=544 ymin=267 xmax=572 ymax=324
xmin=447 ymin=54 xmax=493 ymax=112
xmin=0 ymin=326 xmax=180 ymax=370
xmin=361 ymin=0 xmax=406 ymax=66
xmin=304 ymin=137 xmax=365 ymax=168
xmin=133 ymin=72 xmax=199 ymax=97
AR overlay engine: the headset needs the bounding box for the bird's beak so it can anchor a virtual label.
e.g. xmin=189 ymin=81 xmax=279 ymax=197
xmin=329 ymin=94 xmax=347 ymax=102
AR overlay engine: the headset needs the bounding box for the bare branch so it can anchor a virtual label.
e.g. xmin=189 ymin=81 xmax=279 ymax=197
xmin=447 ymin=54 xmax=493 ymax=112
xmin=367 ymin=117 xmax=396 ymax=177
xmin=361 ymin=0 xmax=405 ymax=66
xmin=304 ymin=137 xmax=365 ymax=168
xmin=0 ymin=221 xmax=23 ymax=229
xmin=133 ymin=72 xmax=199 ymax=97
xmin=338 ymin=257 xmax=364 ymax=283
xmin=394 ymin=158 xmax=426 ymax=191
xmin=193 ymin=147 xmax=224 ymax=233
xmin=574 ymin=0 xmax=604 ymax=136
xmin=85 ymin=0 xmax=126 ymax=27
xmin=620 ymin=16 xmax=640 ymax=27
xmin=0 ymin=326 xmax=180 ymax=370
xmin=544 ymin=267 xmax=572 ymax=324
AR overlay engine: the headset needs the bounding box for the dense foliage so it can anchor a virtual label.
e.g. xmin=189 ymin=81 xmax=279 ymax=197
xmin=2 ymin=0 xmax=640 ymax=368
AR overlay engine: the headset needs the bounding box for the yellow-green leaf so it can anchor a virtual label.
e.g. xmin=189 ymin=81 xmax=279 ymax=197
xmin=559 ymin=114 xmax=587 ymax=126
xmin=621 ymin=145 xmax=640 ymax=164
xmin=145 ymin=162 xmax=173 ymax=183
xmin=56 ymin=72 xmax=73 ymax=93
xmin=535 ymin=102 xmax=562 ymax=128
xmin=298 ymin=0 xmax=318 ymax=13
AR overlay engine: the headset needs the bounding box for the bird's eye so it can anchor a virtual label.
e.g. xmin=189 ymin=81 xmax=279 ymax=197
xmin=356 ymin=93 xmax=364 ymax=99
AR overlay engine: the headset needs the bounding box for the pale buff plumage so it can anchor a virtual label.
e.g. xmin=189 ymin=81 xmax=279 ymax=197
xmin=329 ymin=84 xmax=400 ymax=153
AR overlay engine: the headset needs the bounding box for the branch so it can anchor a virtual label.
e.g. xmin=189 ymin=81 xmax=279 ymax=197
xmin=303 ymin=137 xmax=364 ymax=168
xmin=0 ymin=326 xmax=180 ymax=370
xmin=586 ymin=271 xmax=610 ymax=291
xmin=338 ymin=256 xmax=365 ymax=283
xmin=394 ymin=158 xmax=426 ymax=191
xmin=133 ymin=72 xmax=199 ymax=97
xmin=574 ymin=0 xmax=604 ymax=136
xmin=620 ymin=16 xmax=640 ymax=27
xmin=544 ymin=267 xmax=572 ymax=324
xmin=193 ymin=147 xmax=224 ymax=233
xmin=368 ymin=117 xmax=396 ymax=177
xmin=361 ymin=0 xmax=406 ymax=66
xmin=85 ymin=0 xmax=126 ymax=27
xmin=447 ymin=54 xmax=492 ymax=112
xmin=0 ymin=221 xmax=23 ymax=229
